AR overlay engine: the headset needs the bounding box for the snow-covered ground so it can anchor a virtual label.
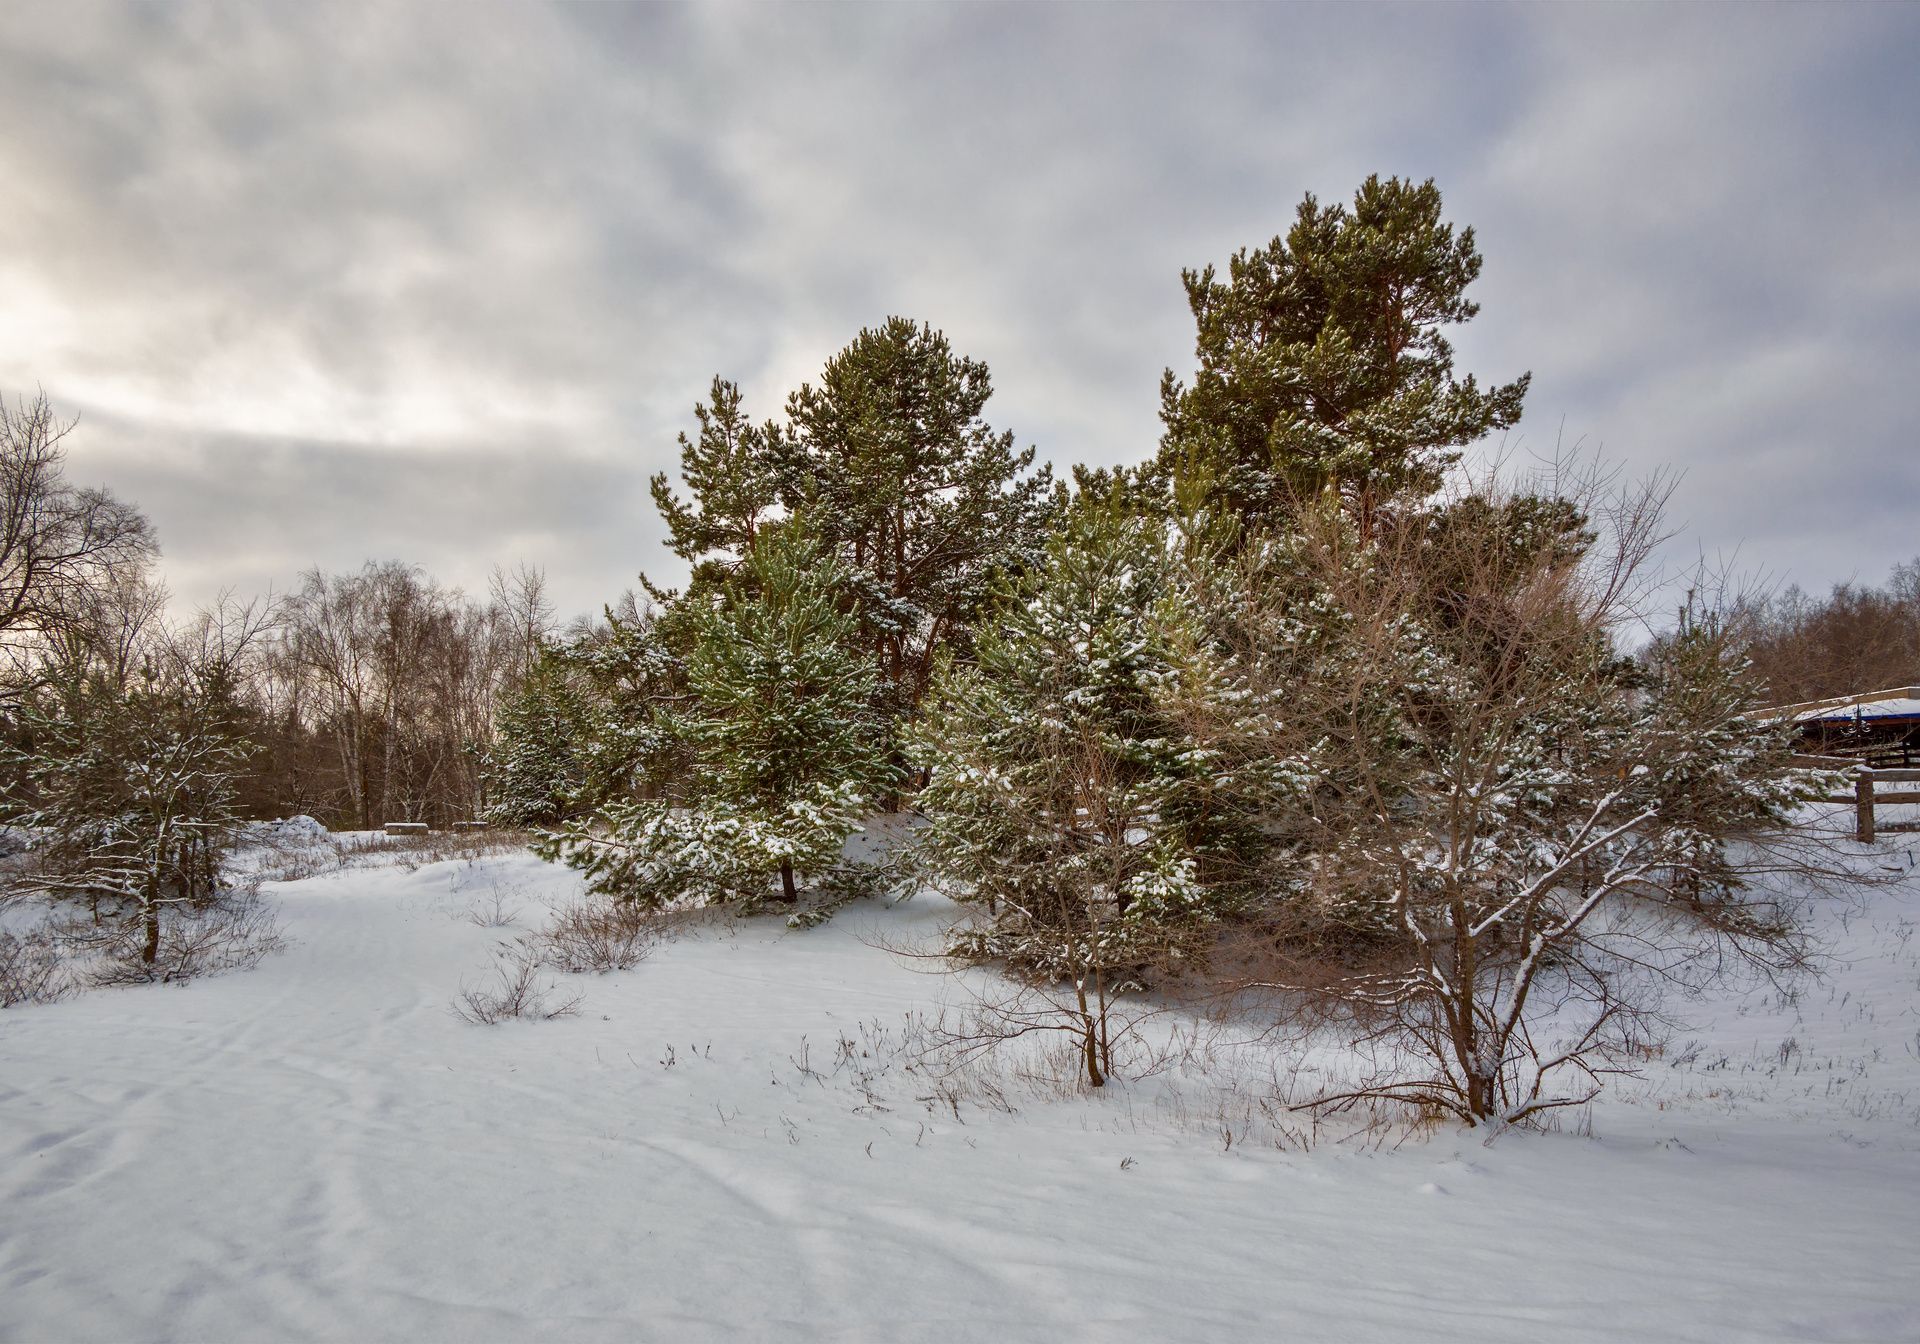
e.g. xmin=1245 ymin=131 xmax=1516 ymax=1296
xmin=3 ymin=833 xmax=1918 ymax=1343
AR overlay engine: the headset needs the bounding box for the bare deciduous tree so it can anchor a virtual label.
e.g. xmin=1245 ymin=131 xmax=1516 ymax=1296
xmin=271 ymin=562 xmax=527 ymax=828
xmin=1736 ymin=558 xmax=1920 ymax=705
xmin=1213 ymin=466 xmax=1854 ymax=1126
xmin=0 ymin=390 xmax=157 ymax=694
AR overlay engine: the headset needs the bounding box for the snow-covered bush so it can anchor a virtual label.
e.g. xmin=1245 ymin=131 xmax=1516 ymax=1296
xmin=4 ymin=668 xmax=255 ymax=973
xmin=552 ymin=788 xmax=868 ymax=910
xmin=250 ymin=814 xmax=328 ymax=844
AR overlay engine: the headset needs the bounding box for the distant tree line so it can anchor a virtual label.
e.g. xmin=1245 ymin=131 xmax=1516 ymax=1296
xmin=0 ymin=403 xmax=553 ymax=971
xmin=1733 ymin=561 xmax=1920 ymax=705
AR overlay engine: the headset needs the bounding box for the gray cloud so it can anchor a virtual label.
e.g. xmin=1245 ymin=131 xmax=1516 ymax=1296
xmin=2 ymin=2 xmax=1915 ymax=619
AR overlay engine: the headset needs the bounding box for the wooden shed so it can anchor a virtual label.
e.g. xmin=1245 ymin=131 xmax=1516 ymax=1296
xmin=1762 ymin=685 xmax=1920 ymax=768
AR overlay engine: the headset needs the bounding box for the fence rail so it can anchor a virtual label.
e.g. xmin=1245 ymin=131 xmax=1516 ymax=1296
xmin=1802 ymin=763 xmax=1920 ymax=842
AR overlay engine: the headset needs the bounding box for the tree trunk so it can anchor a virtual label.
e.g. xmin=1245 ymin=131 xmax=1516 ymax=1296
xmin=779 ymin=857 xmax=798 ymax=904
xmin=141 ymin=892 xmax=160 ymax=966
xmin=1075 ymin=978 xmax=1105 ymax=1087
xmin=1446 ymin=899 xmax=1491 ymax=1120
xmin=1465 ymin=1068 xmax=1495 ymax=1123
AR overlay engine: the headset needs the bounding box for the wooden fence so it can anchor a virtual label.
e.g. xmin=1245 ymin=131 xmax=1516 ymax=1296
xmin=1796 ymin=754 xmax=1920 ymax=842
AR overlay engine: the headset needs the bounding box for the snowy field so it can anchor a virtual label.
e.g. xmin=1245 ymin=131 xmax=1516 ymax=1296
xmin=3 ymin=832 xmax=1918 ymax=1343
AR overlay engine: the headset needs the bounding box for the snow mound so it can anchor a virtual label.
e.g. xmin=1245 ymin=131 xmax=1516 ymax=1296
xmin=244 ymin=814 xmax=330 ymax=842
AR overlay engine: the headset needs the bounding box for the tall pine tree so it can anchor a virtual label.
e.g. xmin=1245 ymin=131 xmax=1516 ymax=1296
xmin=643 ymin=320 xmax=1052 ymax=754
xmin=1158 ymin=175 xmax=1529 ymax=527
xmin=782 ymin=318 xmax=1054 ymax=721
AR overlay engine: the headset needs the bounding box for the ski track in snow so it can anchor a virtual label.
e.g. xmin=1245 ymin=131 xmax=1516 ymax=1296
xmin=2 ymin=845 xmax=1918 ymax=1343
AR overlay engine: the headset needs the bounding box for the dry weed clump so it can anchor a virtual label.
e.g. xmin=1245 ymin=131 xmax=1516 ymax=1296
xmin=462 ymin=880 xmax=525 ymax=929
xmin=452 ymin=936 xmax=584 ymax=1025
xmin=0 ymin=924 xmax=69 ymax=1006
xmin=340 ymin=828 xmax=535 ymax=873
xmin=449 ymin=896 xmax=668 ymax=1024
xmin=539 ymin=899 xmax=661 ymax=974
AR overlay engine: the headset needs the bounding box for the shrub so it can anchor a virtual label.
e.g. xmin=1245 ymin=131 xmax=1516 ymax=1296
xmin=539 ymin=899 xmax=660 ymax=974
xmin=451 ymin=937 xmax=583 ymax=1025
xmin=0 ymin=925 xmax=69 ymax=1007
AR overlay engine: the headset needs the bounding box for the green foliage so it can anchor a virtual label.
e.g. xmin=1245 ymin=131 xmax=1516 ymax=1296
xmin=569 ymin=600 xmax=700 ymax=805
xmin=781 ymin=318 xmax=1054 ymax=716
xmin=1158 ymin=175 xmax=1529 ymax=522
xmin=542 ymin=176 xmax=1832 ymax=1060
xmin=485 ymin=647 xmax=593 ymax=829
xmin=547 ymin=786 xmax=870 ymax=910
xmin=545 ymin=525 xmax=894 ymax=909
xmin=912 ymin=486 xmax=1294 ymax=982
xmin=646 ymin=320 xmax=1053 ymax=745
xmin=648 ymin=377 xmax=788 ymax=583
xmin=1633 ymin=605 xmax=1824 ymax=905
xmin=1205 ymin=485 xmax=1839 ymax=1120
xmin=3 ymin=669 xmax=252 ymax=966
xmin=682 ymin=522 xmax=891 ymax=814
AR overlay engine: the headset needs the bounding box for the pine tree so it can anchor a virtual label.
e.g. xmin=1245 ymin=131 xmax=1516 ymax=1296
xmin=484 ymin=646 xmax=592 ymax=829
xmin=547 ymin=525 xmax=892 ymax=909
xmin=782 ymin=318 xmax=1054 ymax=723
xmin=1209 ymin=481 xmax=1829 ymax=1124
xmin=571 ymin=598 xmax=703 ymax=807
xmin=640 ymin=322 xmax=1052 ymax=802
xmin=1157 ymin=175 xmax=1529 ymax=526
xmin=911 ymin=487 xmax=1292 ymax=1082
xmin=648 ymin=377 xmax=788 ymax=585
xmin=5 ymin=667 xmax=251 ymax=969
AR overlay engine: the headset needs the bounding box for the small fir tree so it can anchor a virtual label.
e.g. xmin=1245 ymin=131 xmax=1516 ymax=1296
xmin=911 ymin=488 xmax=1292 ymax=1083
xmin=570 ymin=598 xmax=703 ymax=807
xmin=5 ymin=666 xmax=252 ymax=969
xmin=484 ymin=646 xmax=592 ymax=829
xmin=547 ymin=524 xmax=892 ymax=909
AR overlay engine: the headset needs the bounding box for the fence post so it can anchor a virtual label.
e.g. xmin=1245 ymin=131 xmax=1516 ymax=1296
xmin=1856 ymin=772 xmax=1875 ymax=844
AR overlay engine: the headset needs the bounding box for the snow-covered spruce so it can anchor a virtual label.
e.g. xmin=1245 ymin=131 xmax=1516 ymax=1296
xmin=911 ymin=488 xmax=1295 ymax=1085
xmin=545 ymin=524 xmax=893 ymax=912
xmin=4 ymin=667 xmax=255 ymax=974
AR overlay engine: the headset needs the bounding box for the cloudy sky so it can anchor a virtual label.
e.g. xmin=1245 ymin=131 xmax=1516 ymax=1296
xmin=3 ymin=2 xmax=1915 ymax=620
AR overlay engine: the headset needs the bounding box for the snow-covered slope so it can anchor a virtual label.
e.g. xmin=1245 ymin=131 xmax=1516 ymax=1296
xmin=2 ymin=842 xmax=1916 ymax=1343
